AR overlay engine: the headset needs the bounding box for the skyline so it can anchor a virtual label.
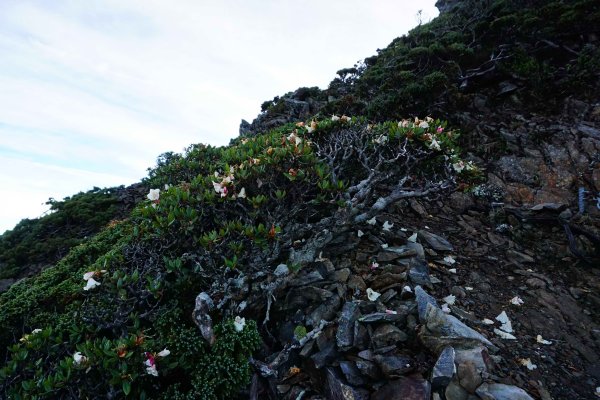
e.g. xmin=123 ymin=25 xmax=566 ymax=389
xmin=0 ymin=1 xmax=438 ymax=233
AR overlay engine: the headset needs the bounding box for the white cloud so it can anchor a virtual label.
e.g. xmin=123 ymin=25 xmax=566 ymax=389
xmin=0 ymin=0 xmax=438 ymax=233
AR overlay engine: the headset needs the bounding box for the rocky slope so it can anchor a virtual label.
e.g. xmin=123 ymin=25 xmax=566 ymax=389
xmin=0 ymin=0 xmax=598 ymax=399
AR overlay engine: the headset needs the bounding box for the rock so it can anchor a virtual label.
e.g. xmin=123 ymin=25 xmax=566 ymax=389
xmin=382 ymin=243 xmax=425 ymax=259
xmin=290 ymin=270 xmax=324 ymax=287
xmin=311 ymin=342 xmax=339 ymax=368
xmin=348 ymin=275 xmax=367 ymax=291
xmin=475 ymin=383 xmax=534 ymax=400
xmin=353 ymin=322 xmax=369 ymax=348
xmin=371 ymin=377 xmax=432 ymax=400
xmin=355 ymin=359 xmax=380 ymax=379
xmin=507 ymin=250 xmax=535 ymax=264
xmin=374 ymin=354 xmax=414 ymax=378
xmin=359 ymin=312 xmax=406 ymax=324
xmin=431 ymin=346 xmax=456 ymax=393
xmin=285 ymin=286 xmax=334 ymax=310
xmin=339 ymin=361 xmax=368 ymax=386
xmin=192 ymin=292 xmax=215 ymax=345
xmin=288 ymin=229 xmax=333 ymax=265
xmin=454 ymin=346 xmax=492 ymax=374
xmin=337 ymin=302 xmax=360 ymax=349
xmin=445 ymin=380 xmax=470 ymax=400
xmin=325 ymin=367 xmax=370 ymax=400
xmin=457 ymin=361 xmax=483 ymax=393
xmin=409 ymin=259 xmax=432 ymax=287
xmin=415 ymin=285 xmax=439 ymax=321
xmin=419 ymin=303 xmax=494 ymax=353
xmin=372 ymin=324 xmax=408 ymax=348
xmin=418 ymin=230 xmax=454 ymax=251
xmin=307 ymin=294 xmax=341 ymax=326
xmin=330 ymin=268 xmax=351 ymax=283
xmin=274 ymin=264 xmax=289 ymax=277
xmin=497 ymin=81 xmax=518 ymax=96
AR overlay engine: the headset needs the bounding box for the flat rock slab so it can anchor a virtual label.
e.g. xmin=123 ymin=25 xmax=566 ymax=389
xmin=371 ymin=377 xmax=432 ymax=400
xmin=419 ymin=303 xmax=494 ymax=353
xmin=415 ymin=285 xmax=439 ymax=322
xmin=418 ymin=230 xmax=454 ymax=251
xmin=337 ymin=301 xmax=360 ymax=349
xmin=476 ymin=383 xmax=534 ymax=400
xmin=326 ymin=367 xmax=370 ymax=400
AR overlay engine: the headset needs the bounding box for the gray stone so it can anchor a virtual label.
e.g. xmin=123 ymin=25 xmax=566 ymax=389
xmin=372 ymin=324 xmax=408 ymax=348
xmin=457 ymin=361 xmax=483 ymax=393
xmin=415 ymin=285 xmax=439 ymax=322
xmin=359 ymin=312 xmax=406 ymax=324
xmin=290 ymin=270 xmax=324 ymax=287
xmin=432 ymin=346 xmax=456 ymax=392
xmin=353 ymin=322 xmax=369 ymax=348
xmin=337 ymin=301 xmax=360 ymax=349
xmin=454 ymin=346 xmax=492 ymax=373
xmin=311 ymin=342 xmax=339 ymax=368
xmin=330 ymin=268 xmax=351 ymax=283
xmin=371 ymin=377 xmax=431 ymax=400
xmin=192 ymin=292 xmax=215 ymax=345
xmin=418 ymin=230 xmax=454 ymax=251
xmin=307 ymin=294 xmax=341 ymax=326
xmin=357 ymin=349 xmax=374 ymax=360
xmin=445 ymin=380 xmax=470 ymax=400
xmin=409 ymin=259 xmax=432 ymax=287
xmin=374 ymin=354 xmax=414 ymax=378
xmin=383 ymin=243 xmax=425 ymax=259
xmin=419 ymin=304 xmax=494 ymax=353
xmin=348 ymin=275 xmax=367 ymax=291
xmin=273 ymin=263 xmax=289 ymax=277
xmin=289 ymin=229 xmax=333 ymax=265
xmin=339 ymin=361 xmax=367 ymax=386
xmin=355 ymin=359 xmax=380 ymax=379
xmin=475 ymin=383 xmax=534 ymax=400
xmin=326 ymin=367 xmax=370 ymax=400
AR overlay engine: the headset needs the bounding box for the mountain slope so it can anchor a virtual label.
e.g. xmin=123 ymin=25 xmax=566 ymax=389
xmin=0 ymin=1 xmax=599 ymax=399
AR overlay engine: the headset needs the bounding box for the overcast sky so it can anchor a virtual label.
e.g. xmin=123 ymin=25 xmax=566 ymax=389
xmin=0 ymin=0 xmax=438 ymax=234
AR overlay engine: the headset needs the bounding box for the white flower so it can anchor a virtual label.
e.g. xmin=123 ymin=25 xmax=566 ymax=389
xmin=407 ymin=232 xmax=418 ymax=242
xmin=419 ymin=121 xmax=429 ymax=129
xmin=443 ymin=256 xmax=456 ymax=265
xmin=465 ymin=286 xmax=473 ymax=291
xmin=238 ymin=187 xmax=247 ymax=199
xmin=31 ymin=329 xmax=42 ymax=335
xmin=399 ymin=119 xmax=410 ymax=128
xmin=147 ymin=189 xmax=160 ymax=202
xmin=164 ymin=184 xmax=171 ymax=190
xmin=83 ymin=271 xmax=95 ymax=281
xmin=382 ymin=221 xmax=394 ymax=231
xmin=366 ymin=288 xmax=381 ymax=301
xmin=443 ymin=295 xmax=456 ymax=305
xmin=157 ymin=348 xmax=170 ymax=357
xmin=429 ymin=137 xmax=441 ymax=151
xmin=146 ymin=364 xmax=159 ymax=376
xmin=73 ymin=352 xmax=87 ymax=365
xmin=331 ymin=115 xmax=340 ymax=122
xmin=234 ymin=316 xmax=246 ymax=332
xmin=403 ymin=285 xmax=412 ymax=293
xmin=519 ymin=358 xmax=537 ymax=370
xmin=306 ymin=125 xmax=314 ymax=133
xmin=357 ymin=230 xmax=364 ymax=238
xmin=448 ymin=268 xmax=457 ymax=274
xmin=212 ymin=181 xmax=223 ymax=194
xmin=536 ymin=335 xmax=552 ymax=345
xmin=510 ymin=296 xmax=524 ymax=306
xmin=374 ymin=135 xmax=388 ymax=144
xmin=482 ymin=318 xmax=495 ymax=325
xmin=453 ymin=161 xmax=465 ymax=173
xmin=465 ymin=161 xmax=476 ymax=171
xmin=367 ymin=217 xmax=377 ymax=225
xmin=496 ymin=311 xmax=513 ymax=333
xmin=83 ymin=277 xmax=101 ymax=291
xmin=381 ymin=243 xmax=388 ymax=249
xmin=441 ymin=303 xmax=451 ymax=313
xmin=287 ymin=132 xmax=302 ymax=146
xmin=425 ymin=116 xmax=433 ymax=123
xmin=494 ymin=329 xmax=516 ymax=340
xmin=385 ymin=309 xmax=397 ymax=315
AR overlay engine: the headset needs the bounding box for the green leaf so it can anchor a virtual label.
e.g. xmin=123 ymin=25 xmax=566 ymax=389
xmin=122 ymin=381 xmax=131 ymax=396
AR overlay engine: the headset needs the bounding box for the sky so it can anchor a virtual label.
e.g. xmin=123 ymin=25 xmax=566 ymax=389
xmin=0 ymin=0 xmax=438 ymax=234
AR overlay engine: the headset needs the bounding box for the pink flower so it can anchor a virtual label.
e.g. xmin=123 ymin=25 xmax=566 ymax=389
xmin=370 ymin=262 xmax=379 ymax=270
xmin=145 ymin=352 xmax=158 ymax=376
xmin=437 ymin=126 xmax=444 ymax=134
